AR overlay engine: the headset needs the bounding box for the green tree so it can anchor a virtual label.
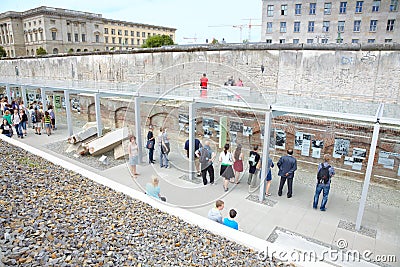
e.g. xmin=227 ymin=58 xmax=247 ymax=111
xmin=211 ymin=38 xmax=219 ymax=44
xmin=0 ymin=46 xmax=6 ymax=57
xmin=142 ymin=35 xmax=174 ymax=48
xmin=36 ymin=47 xmax=47 ymax=56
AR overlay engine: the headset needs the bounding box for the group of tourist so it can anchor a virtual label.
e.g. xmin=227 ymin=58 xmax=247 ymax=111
xmin=128 ymin=124 xmax=335 ymax=213
xmin=0 ymin=96 xmax=56 ymax=138
xmin=198 ymin=73 xmax=244 ymax=98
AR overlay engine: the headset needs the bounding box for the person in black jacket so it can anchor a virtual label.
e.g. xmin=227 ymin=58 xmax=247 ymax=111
xmin=146 ymin=125 xmax=155 ymax=164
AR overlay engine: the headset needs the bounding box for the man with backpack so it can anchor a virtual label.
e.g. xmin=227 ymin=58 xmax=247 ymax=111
xmin=313 ymin=154 xmax=335 ymax=211
xmin=196 ymin=140 xmax=215 ymax=185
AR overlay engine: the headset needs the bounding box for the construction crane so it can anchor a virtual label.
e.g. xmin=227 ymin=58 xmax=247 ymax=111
xmin=208 ymin=24 xmax=247 ymax=43
xmin=241 ymin=18 xmax=262 ymax=42
xmin=183 ymin=36 xmax=198 ymax=44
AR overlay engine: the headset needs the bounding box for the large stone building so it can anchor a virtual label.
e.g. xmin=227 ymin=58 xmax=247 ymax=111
xmin=0 ymin=6 xmax=176 ymax=57
xmin=262 ymin=0 xmax=399 ymax=44
xmin=103 ymin=19 xmax=175 ymax=51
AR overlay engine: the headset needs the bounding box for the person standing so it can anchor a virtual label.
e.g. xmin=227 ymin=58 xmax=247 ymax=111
xmin=128 ymin=135 xmax=140 ymax=177
xmin=163 ymin=128 xmax=170 ymax=155
xmin=233 ymin=144 xmax=244 ymax=184
xmin=184 ymin=137 xmax=202 ymax=176
xmin=277 ymin=149 xmax=297 ymax=198
xmin=248 ymin=145 xmax=261 ymax=186
xmin=11 ymin=109 xmax=23 ymax=138
xmin=196 ymin=140 xmax=215 ymax=185
xmin=0 ymin=119 xmax=12 ymax=137
xmin=207 ymin=200 xmax=224 ymax=224
xmin=146 ymin=125 xmax=155 ymax=164
xmin=313 ymin=154 xmax=335 ymax=211
xmin=158 ymin=127 xmax=169 ymax=168
xmin=19 ymin=110 xmax=28 ymax=137
xmin=219 ymin=143 xmax=234 ymax=192
xmin=264 ymin=157 xmax=274 ymax=197
xmin=48 ymin=105 xmax=56 ymax=130
xmin=200 ymin=73 xmax=208 ymax=98
xmin=34 ymin=107 xmax=43 ymax=135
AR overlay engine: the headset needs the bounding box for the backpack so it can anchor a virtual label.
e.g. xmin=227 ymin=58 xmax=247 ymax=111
xmin=199 ymin=148 xmax=209 ymax=164
xmin=317 ymin=163 xmax=331 ymax=184
xmin=31 ymin=112 xmax=37 ymax=123
xmin=249 ymin=153 xmax=257 ymax=166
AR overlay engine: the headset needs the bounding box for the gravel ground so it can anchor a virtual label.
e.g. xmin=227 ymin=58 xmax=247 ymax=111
xmin=0 ymin=140 xmax=279 ymax=266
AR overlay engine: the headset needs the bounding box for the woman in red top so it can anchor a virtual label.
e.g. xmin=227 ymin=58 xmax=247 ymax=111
xmin=200 ymin=73 xmax=208 ymax=97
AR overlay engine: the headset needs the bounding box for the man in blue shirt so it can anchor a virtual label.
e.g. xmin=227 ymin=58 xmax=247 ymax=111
xmin=277 ymin=149 xmax=297 ymax=198
xmin=313 ymin=154 xmax=335 ymax=211
xmin=223 ymin=209 xmax=238 ymax=230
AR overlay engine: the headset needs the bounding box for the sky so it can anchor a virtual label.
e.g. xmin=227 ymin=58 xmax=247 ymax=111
xmin=1 ymin=0 xmax=263 ymax=44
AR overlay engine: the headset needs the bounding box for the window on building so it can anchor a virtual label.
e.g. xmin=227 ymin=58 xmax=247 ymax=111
xmin=307 ymin=39 xmax=313 ymax=43
xmin=74 ymin=33 xmax=79 ymax=42
xmin=95 ymin=34 xmax=99 ymax=43
xmin=295 ymin=4 xmax=302 ymax=15
xmin=279 ymin=39 xmax=286 ymax=43
xmin=337 ymin=38 xmax=343 ymax=43
xmin=148 ymin=33 xmax=151 ymax=37
xmin=266 ymin=39 xmax=272 ymax=43
xmin=67 ymin=33 xmax=71 ymax=42
xmin=294 ymin=21 xmax=300 ymax=32
xmin=124 ymin=30 xmax=128 ymax=36
xmin=324 ymin=3 xmax=332 ymax=14
xmin=355 ymin=1 xmax=363 ymax=13
xmin=34 ymin=21 xmax=36 ymax=26
xmin=368 ymin=39 xmax=375 ymax=43
xmin=104 ymin=28 xmax=109 ymax=34
xmin=40 ymin=32 xmax=43 ymax=41
xmin=354 ymin=20 xmax=361 ymax=31
xmin=370 ymin=20 xmax=378 ymax=31
xmin=281 ymin=5 xmax=287 ymax=15
xmin=321 ymin=38 xmax=328 ymax=43
xmin=142 ymin=32 xmax=146 ymax=37
xmin=352 ymin=39 xmax=359 ymax=43
xmin=323 ymin=21 xmax=330 ymax=32
xmin=118 ymin=37 xmax=122 ymax=44
xmin=338 ymin=21 xmax=345 ymax=32
xmin=372 ymin=0 xmax=380 ymax=12
xmin=385 ymin=38 xmax=393 ymax=42
xmin=131 ymin=38 xmax=134 ymax=45
xmin=95 ymin=24 xmax=99 ymax=29
xmin=137 ymin=39 xmax=140 ymax=45
xmin=136 ymin=32 xmax=140 ymax=37
xmin=293 ymin=39 xmax=299 ymax=44
xmin=50 ymin=20 xmax=56 ymax=25
xmin=308 ymin=21 xmax=315 ymax=32
xmin=390 ymin=0 xmax=398 ymax=11
xmin=105 ymin=36 xmax=109 ymax=43
xmin=309 ymin=3 xmax=316 ymax=14
xmin=111 ymin=29 xmax=115 ymax=35
xmin=82 ymin=34 xmax=86 ymax=42
xmin=52 ymin=31 xmax=56 ymax=40
xmin=267 ymin=5 xmax=274 ymax=16
xmin=131 ymin=31 xmax=134 ymax=36
xmin=266 ymin=22 xmax=273 ymax=33
xmin=339 ymin=2 xmax=347 ymax=13
xmin=124 ymin=38 xmax=128 ymax=45
xmin=280 ymin=22 xmax=287 ymax=32
xmin=387 ymin=19 xmax=395 ymax=31
xmin=118 ymin=30 xmax=122 ymax=35
xmin=112 ymin=37 xmax=115 ymax=44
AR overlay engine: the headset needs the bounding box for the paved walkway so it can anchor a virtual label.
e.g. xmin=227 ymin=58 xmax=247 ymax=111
xmin=16 ymin=123 xmax=400 ymax=266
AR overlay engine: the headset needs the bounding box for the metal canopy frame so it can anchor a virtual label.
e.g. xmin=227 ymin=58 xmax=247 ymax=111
xmin=1 ymin=78 xmax=400 ymax=232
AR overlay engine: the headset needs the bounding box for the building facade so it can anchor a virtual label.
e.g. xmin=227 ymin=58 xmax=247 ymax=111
xmin=0 ymin=6 xmax=176 ymax=57
xmin=262 ymin=0 xmax=399 ymax=44
xmin=103 ymin=19 xmax=176 ymax=51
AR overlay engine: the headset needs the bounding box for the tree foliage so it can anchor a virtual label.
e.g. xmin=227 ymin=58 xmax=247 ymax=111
xmin=0 ymin=46 xmax=6 ymax=57
xmin=142 ymin=35 xmax=174 ymax=48
xmin=36 ymin=47 xmax=47 ymax=56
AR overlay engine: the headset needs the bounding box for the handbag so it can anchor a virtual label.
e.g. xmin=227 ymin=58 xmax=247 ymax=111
xmin=146 ymin=140 xmax=153 ymax=149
